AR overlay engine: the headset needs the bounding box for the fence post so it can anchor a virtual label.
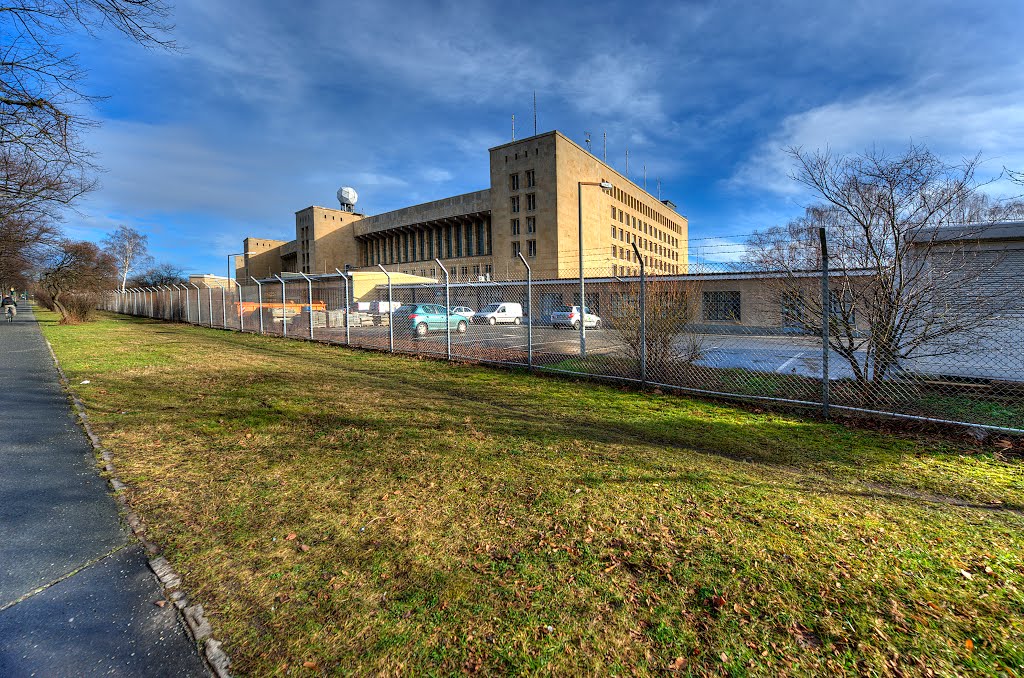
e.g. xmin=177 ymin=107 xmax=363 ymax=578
xmin=221 ymin=286 xmax=227 ymax=328
xmin=632 ymin=242 xmax=647 ymax=385
xmin=273 ymin=275 xmax=287 ymax=337
xmin=236 ymin=283 xmax=244 ymax=331
xmin=251 ymin=277 xmax=264 ymax=334
xmin=299 ymin=272 xmax=314 ymax=340
xmin=377 ymin=265 xmax=394 ymax=353
xmin=188 ymin=283 xmax=199 ymax=325
xmin=819 ymin=227 xmax=830 ymax=419
xmin=335 ymin=269 xmax=350 ymax=347
xmin=434 ymin=259 xmax=451 ymax=361
xmin=517 ymin=252 xmax=533 ymax=369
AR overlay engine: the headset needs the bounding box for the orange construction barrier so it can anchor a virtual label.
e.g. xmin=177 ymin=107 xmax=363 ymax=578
xmin=234 ymin=301 xmax=327 ymax=314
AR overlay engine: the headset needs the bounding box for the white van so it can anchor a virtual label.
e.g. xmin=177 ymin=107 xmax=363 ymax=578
xmin=473 ymin=302 xmax=524 ymax=325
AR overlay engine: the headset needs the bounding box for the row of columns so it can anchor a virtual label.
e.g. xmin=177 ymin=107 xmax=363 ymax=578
xmin=361 ymin=215 xmax=492 ymax=267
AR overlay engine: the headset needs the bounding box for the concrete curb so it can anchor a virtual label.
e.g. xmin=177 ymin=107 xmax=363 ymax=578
xmin=42 ymin=330 xmax=232 ymax=678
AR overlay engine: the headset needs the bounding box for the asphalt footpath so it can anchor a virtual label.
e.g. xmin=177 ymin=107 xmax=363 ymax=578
xmin=0 ymin=303 xmax=208 ymax=677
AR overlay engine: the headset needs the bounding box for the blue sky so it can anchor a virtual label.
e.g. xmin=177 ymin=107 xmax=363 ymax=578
xmin=63 ymin=0 xmax=1024 ymax=273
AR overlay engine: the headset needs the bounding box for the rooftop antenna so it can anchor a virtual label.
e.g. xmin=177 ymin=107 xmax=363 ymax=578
xmin=643 ymin=163 xmax=647 ymax=191
xmin=584 ymin=131 xmax=592 ymax=153
xmin=533 ymin=91 xmax=537 ymax=136
xmin=603 ymin=131 xmax=607 ymax=162
xmin=511 ymin=114 xmax=515 ymax=141
xmin=625 ymin=148 xmax=629 ymax=177
xmin=657 ymin=178 xmax=662 ymax=200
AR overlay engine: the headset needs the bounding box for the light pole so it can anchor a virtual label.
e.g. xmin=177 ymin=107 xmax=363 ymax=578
xmin=578 ymin=180 xmax=613 ymax=357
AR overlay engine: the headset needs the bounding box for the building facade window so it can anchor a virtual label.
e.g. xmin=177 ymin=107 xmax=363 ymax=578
xmin=526 ymin=193 xmax=536 ymax=211
xmin=509 ymin=173 xmax=519 ymax=191
xmin=703 ymin=291 xmax=741 ymax=322
xmin=476 ymin=222 xmax=485 ymax=255
xmin=511 ymin=218 xmax=520 ymax=235
xmin=512 ymin=241 xmax=521 ymax=257
xmin=472 ymin=264 xmax=480 ymax=278
xmin=484 ymin=264 xmax=493 ymax=276
xmin=527 ymin=240 xmax=537 ymax=257
xmin=526 ymin=169 xmax=535 ymax=187
xmin=510 ymin=196 xmax=520 ymax=213
xmin=526 ymin=217 xmax=535 ymax=234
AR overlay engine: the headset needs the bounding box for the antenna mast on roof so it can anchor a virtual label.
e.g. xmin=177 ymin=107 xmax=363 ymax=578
xmin=533 ymin=91 xmax=537 ymax=136
xmin=657 ymin=178 xmax=662 ymax=200
xmin=603 ymin=131 xmax=607 ymax=162
xmin=584 ymin=131 xmax=592 ymax=153
xmin=643 ymin=163 xmax=647 ymax=191
xmin=625 ymin=148 xmax=629 ymax=177
xmin=512 ymin=114 xmax=515 ymax=141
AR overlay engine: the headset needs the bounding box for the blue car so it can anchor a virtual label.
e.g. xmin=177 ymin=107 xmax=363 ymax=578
xmin=395 ymin=304 xmax=470 ymax=337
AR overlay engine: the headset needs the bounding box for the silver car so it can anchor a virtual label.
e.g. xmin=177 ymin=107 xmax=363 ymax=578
xmin=550 ymin=305 xmax=601 ymax=329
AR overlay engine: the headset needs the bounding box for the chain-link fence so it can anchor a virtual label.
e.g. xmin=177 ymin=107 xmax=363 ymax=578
xmin=102 ymin=235 xmax=1024 ymax=434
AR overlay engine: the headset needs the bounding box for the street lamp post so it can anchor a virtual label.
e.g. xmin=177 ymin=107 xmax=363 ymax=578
xmin=578 ymin=180 xmax=613 ymax=358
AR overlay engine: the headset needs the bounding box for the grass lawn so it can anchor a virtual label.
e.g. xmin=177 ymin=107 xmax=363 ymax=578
xmin=40 ymin=310 xmax=1024 ymax=676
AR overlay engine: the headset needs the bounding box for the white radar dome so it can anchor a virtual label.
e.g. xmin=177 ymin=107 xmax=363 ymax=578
xmin=337 ymin=186 xmax=358 ymax=207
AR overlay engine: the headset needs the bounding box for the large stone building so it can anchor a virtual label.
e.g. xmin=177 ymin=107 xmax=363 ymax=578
xmin=238 ymin=130 xmax=687 ymax=283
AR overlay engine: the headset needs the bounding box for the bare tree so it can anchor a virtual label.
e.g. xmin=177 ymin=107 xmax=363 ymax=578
xmin=745 ymin=144 xmax=1016 ymax=404
xmin=1 ymin=0 xmax=174 ymax=162
xmin=1 ymin=1 xmax=174 ymax=288
xmin=130 ymin=261 xmax=184 ymax=287
xmin=0 ymin=211 xmax=60 ymax=289
xmin=103 ymin=225 xmax=152 ymax=292
xmin=36 ymin=238 xmax=117 ymax=323
xmin=608 ymin=275 xmax=704 ymax=382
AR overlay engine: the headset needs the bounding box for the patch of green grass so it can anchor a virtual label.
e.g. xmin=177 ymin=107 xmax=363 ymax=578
xmin=40 ymin=310 xmax=1024 ymax=676
xmin=542 ymin=355 xmax=1024 ymax=432
xmin=918 ymin=394 xmax=1024 ymax=430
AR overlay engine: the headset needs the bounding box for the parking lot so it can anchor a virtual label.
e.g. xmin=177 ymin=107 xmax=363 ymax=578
xmin=302 ymin=322 xmax=861 ymax=380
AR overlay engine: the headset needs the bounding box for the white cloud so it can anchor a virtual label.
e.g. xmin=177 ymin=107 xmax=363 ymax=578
xmin=565 ymin=53 xmax=666 ymax=124
xmin=730 ymin=86 xmax=1024 ymax=196
xmin=420 ymin=167 xmax=453 ymax=183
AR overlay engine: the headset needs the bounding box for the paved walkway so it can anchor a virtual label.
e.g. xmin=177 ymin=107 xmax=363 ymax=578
xmin=0 ymin=304 xmax=207 ymax=676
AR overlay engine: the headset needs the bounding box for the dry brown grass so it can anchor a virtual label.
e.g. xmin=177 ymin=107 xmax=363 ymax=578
xmin=42 ymin=311 xmax=1024 ymax=676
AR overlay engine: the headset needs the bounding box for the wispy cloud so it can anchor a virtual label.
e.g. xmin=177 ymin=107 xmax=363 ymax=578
xmin=728 ymin=72 xmax=1024 ymax=196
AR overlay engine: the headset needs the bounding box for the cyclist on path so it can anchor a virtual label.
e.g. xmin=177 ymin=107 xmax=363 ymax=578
xmin=2 ymin=294 xmax=17 ymax=320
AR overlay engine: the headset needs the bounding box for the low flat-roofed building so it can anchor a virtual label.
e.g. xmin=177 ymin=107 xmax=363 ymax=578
xmin=907 ymin=221 xmax=1024 ymax=380
xmin=188 ymin=274 xmax=234 ymax=289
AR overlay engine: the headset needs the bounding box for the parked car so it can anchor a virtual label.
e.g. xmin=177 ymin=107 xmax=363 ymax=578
xmin=451 ymin=306 xmax=475 ymax=318
xmin=473 ymin=302 xmax=524 ymax=325
xmin=394 ymin=304 xmax=470 ymax=336
xmin=550 ymin=305 xmax=601 ymax=329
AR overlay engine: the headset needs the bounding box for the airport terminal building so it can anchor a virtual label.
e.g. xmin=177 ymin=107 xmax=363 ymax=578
xmin=238 ymin=130 xmax=687 ymax=284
